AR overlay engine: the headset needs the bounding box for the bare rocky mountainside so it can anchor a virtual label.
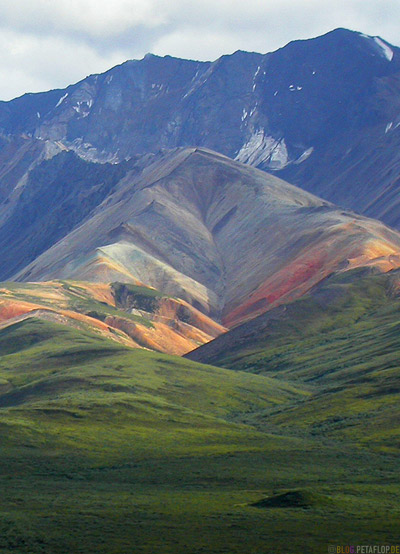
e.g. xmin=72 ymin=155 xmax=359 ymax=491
xmin=1 ymin=28 xmax=400 ymax=227
xmin=5 ymin=147 xmax=400 ymax=328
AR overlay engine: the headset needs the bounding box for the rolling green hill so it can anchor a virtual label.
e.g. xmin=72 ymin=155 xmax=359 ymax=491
xmin=0 ymin=317 xmax=303 ymax=458
xmin=188 ymin=268 xmax=400 ymax=450
xmin=0 ymin=316 xmax=400 ymax=553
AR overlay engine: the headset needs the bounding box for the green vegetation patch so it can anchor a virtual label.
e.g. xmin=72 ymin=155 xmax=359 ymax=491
xmin=60 ymin=281 xmax=155 ymax=328
xmin=111 ymin=282 xmax=169 ymax=313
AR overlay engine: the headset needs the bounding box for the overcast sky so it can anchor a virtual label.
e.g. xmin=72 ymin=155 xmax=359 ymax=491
xmin=0 ymin=0 xmax=399 ymax=101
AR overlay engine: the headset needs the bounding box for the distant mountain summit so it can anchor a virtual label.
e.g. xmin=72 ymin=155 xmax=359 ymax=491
xmin=0 ymin=28 xmax=400 ymax=227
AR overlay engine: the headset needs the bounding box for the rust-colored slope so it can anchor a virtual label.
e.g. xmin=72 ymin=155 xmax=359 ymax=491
xmin=107 ymin=282 xmax=225 ymax=354
xmin=223 ymin=225 xmax=400 ymax=327
xmin=0 ymin=280 xmax=225 ymax=355
xmin=104 ymin=316 xmax=214 ymax=356
xmin=0 ymin=295 xmax=138 ymax=348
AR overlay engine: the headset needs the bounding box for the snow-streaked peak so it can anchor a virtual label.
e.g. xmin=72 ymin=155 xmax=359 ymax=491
xmin=373 ymin=37 xmax=394 ymax=62
xmin=361 ymin=33 xmax=394 ymax=62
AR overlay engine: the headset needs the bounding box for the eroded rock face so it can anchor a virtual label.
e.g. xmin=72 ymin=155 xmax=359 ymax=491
xmin=11 ymin=148 xmax=400 ymax=327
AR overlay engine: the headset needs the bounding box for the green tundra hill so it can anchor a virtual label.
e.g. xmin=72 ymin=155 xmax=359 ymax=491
xmin=187 ymin=268 xmax=400 ymax=451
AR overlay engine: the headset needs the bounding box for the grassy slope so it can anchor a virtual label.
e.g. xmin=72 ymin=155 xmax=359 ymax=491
xmin=0 ymin=317 xmax=399 ymax=552
xmin=0 ymin=318 xmax=304 ymax=456
xmin=189 ymin=268 xmax=400 ymax=449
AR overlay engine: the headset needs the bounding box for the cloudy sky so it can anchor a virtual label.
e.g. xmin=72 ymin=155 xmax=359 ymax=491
xmin=0 ymin=0 xmax=399 ymax=101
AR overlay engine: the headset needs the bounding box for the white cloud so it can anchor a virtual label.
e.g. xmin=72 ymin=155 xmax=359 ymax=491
xmin=0 ymin=29 xmax=125 ymax=100
xmin=0 ymin=1 xmax=163 ymax=38
xmin=0 ymin=0 xmax=399 ymax=100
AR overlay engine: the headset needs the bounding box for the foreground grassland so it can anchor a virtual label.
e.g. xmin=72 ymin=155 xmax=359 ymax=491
xmin=0 ymin=316 xmax=399 ymax=552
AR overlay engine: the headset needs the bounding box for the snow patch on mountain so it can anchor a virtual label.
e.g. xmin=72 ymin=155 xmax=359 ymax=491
xmin=362 ymin=33 xmax=394 ymax=62
xmin=249 ymin=105 xmax=257 ymax=117
xmin=373 ymin=37 xmax=394 ymax=61
xmin=252 ymin=66 xmax=261 ymax=92
xmin=56 ymin=93 xmax=68 ymax=108
xmin=72 ymin=100 xmax=93 ymax=118
xmin=235 ymin=129 xmax=289 ymax=169
xmin=294 ymin=147 xmax=314 ymax=164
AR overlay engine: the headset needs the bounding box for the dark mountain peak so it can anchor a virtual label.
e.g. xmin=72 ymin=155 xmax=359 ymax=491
xmin=323 ymin=27 xmax=395 ymax=49
xmin=225 ymin=49 xmax=264 ymax=60
xmin=319 ymin=27 xmax=366 ymax=40
xmin=143 ymin=52 xmax=159 ymax=60
xmin=272 ymin=26 xmax=397 ymax=62
xmin=286 ymin=27 xmax=392 ymax=47
xmin=129 ymin=51 xmax=204 ymax=66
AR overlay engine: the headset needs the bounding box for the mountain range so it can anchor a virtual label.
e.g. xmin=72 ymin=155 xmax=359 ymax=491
xmin=1 ymin=27 xmax=400 ymax=554
xmin=1 ymin=28 xmax=400 ymax=229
